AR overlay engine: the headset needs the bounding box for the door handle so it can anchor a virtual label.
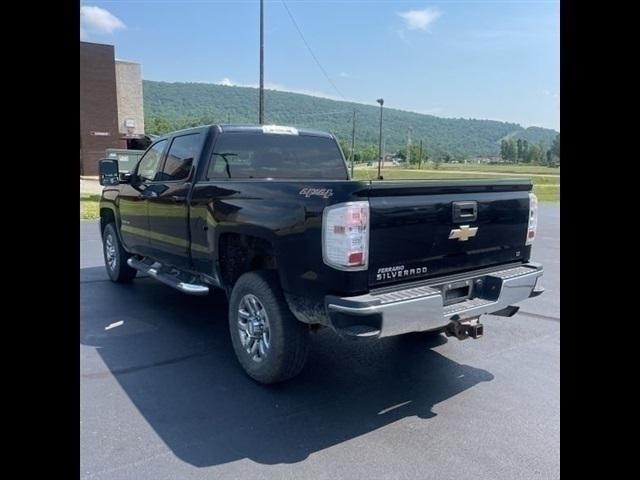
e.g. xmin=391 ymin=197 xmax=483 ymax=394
xmin=171 ymin=195 xmax=186 ymax=202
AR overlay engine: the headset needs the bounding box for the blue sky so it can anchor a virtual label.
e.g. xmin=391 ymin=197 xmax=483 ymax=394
xmin=81 ymin=1 xmax=559 ymax=130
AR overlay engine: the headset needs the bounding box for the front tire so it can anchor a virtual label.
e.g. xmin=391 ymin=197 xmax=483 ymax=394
xmin=102 ymin=223 xmax=137 ymax=283
xmin=228 ymin=271 xmax=310 ymax=384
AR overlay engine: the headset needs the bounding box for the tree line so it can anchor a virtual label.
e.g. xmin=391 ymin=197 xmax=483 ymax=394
xmin=338 ymin=133 xmax=559 ymax=168
xmin=500 ymin=134 xmax=560 ymax=166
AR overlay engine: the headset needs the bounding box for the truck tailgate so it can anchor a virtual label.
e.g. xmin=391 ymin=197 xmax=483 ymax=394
xmin=367 ymin=179 xmax=532 ymax=287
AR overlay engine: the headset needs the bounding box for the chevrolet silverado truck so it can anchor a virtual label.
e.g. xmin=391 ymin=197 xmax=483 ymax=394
xmin=98 ymin=124 xmax=544 ymax=384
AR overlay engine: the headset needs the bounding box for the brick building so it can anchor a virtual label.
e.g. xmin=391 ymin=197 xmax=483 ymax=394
xmin=115 ymin=60 xmax=145 ymax=142
xmin=80 ymin=41 xmax=146 ymax=176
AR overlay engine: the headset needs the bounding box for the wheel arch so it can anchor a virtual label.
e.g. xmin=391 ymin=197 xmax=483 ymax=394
xmin=216 ymin=230 xmax=279 ymax=290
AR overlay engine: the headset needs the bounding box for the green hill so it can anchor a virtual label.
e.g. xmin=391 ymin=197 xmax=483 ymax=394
xmin=143 ymin=80 xmax=558 ymax=158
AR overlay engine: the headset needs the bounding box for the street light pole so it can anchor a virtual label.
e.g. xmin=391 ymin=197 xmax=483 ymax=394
xmin=376 ymin=98 xmax=384 ymax=179
xmin=259 ymin=0 xmax=265 ymax=124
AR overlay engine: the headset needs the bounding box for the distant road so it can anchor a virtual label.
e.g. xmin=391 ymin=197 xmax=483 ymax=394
xmin=415 ymin=169 xmax=558 ymax=177
xmin=355 ymin=167 xmax=560 ymax=178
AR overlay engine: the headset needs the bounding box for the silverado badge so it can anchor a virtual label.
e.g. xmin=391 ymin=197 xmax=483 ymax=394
xmin=449 ymin=225 xmax=478 ymax=241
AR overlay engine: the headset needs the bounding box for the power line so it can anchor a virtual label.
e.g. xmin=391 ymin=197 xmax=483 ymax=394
xmin=280 ymin=0 xmax=346 ymax=101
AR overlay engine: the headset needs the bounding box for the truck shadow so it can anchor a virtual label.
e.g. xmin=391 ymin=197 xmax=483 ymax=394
xmin=81 ymin=267 xmax=494 ymax=467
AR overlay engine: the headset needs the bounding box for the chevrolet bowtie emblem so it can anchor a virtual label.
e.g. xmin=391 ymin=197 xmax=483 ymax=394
xmin=449 ymin=225 xmax=478 ymax=241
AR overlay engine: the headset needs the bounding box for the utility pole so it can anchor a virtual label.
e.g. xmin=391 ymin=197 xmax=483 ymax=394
xmin=350 ymin=109 xmax=356 ymax=178
xmin=258 ymin=0 xmax=265 ymax=124
xmin=407 ymin=127 xmax=412 ymax=165
xmin=383 ymin=137 xmax=386 ymax=162
xmin=376 ymin=98 xmax=384 ymax=179
xmin=419 ymin=140 xmax=423 ymax=169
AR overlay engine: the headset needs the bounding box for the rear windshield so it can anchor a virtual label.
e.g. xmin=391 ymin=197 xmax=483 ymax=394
xmin=208 ymin=133 xmax=348 ymax=180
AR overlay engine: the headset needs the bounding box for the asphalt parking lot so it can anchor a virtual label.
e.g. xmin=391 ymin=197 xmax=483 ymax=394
xmin=80 ymin=205 xmax=559 ymax=480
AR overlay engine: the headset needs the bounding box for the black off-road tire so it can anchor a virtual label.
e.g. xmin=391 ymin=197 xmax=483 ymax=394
xmin=102 ymin=223 xmax=137 ymax=283
xmin=228 ymin=271 xmax=310 ymax=384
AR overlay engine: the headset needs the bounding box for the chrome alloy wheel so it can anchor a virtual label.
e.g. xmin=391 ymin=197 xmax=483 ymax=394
xmin=105 ymin=234 xmax=117 ymax=271
xmin=237 ymin=294 xmax=271 ymax=362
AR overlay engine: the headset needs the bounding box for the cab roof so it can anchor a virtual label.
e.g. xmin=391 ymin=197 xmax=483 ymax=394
xmin=154 ymin=124 xmax=334 ymax=140
xmin=217 ymin=124 xmax=333 ymax=138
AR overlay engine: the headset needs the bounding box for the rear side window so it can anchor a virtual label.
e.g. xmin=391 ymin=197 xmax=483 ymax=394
xmin=137 ymin=140 xmax=167 ymax=182
xmin=207 ymin=133 xmax=348 ymax=180
xmin=158 ymin=133 xmax=201 ymax=182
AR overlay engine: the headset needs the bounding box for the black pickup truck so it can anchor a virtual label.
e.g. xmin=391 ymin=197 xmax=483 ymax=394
xmin=98 ymin=124 xmax=543 ymax=384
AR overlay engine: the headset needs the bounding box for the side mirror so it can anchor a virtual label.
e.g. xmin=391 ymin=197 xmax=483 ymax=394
xmin=99 ymin=158 xmax=119 ymax=186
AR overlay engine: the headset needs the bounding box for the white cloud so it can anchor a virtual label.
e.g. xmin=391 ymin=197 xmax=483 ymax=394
xmin=338 ymin=72 xmax=350 ymax=78
xmin=80 ymin=5 xmax=126 ymax=39
xmin=217 ymin=78 xmax=235 ymax=86
xmin=397 ymin=7 xmax=442 ymax=31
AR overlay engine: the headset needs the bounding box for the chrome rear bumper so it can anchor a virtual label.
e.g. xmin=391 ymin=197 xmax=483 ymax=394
xmin=325 ymin=263 xmax=543 ymax=338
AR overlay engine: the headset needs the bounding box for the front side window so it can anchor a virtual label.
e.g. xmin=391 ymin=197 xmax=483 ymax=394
xmin=208 ymin=133 xmax=348 ymax=180
xmin=137 ymin=140 xmax=167 ymax=182
xmin=158 ymin=133 xmax=202 ymax=182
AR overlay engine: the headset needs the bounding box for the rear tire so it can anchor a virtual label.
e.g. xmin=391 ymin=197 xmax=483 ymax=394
xmin=228 ymin=271 xmax=310 ymax=384
xmin=102 ymin=223 xmax=137 ymax=283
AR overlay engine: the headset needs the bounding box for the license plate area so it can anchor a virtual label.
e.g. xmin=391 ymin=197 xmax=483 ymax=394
xmin=441 ymin=279 xmax=473 ymax=306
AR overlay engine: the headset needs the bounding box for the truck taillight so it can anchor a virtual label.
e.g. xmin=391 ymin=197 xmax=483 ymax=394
xmin=322 ymin=201 xmax=370 ymax=270
xmin=526 ymin=192 xmax=538 ymax=246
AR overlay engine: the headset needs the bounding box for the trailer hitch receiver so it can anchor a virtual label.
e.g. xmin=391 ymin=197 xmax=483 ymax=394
xmin=445 ymin=316 xmax=484 ymax=340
